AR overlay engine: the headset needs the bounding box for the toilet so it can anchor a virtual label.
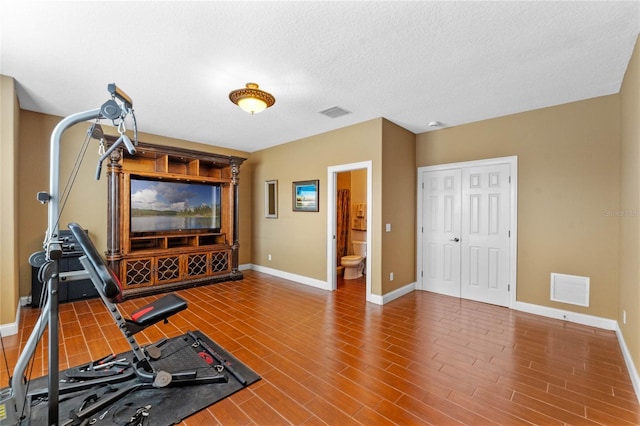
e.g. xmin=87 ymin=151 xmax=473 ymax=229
xmin=341 ymin=240 xmax=366 ymax=280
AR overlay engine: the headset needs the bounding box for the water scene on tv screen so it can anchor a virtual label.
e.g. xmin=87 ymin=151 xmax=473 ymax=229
xmin=130 ymin=179 xmax=221 ymax=232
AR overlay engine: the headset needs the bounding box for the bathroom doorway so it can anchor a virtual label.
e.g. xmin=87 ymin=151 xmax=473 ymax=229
xmin=326 ymin=161 xmax=372 ymax=302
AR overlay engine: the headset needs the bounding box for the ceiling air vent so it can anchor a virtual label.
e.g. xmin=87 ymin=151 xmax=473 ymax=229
xmin=319 ymin=106 xmax=351 ymax=119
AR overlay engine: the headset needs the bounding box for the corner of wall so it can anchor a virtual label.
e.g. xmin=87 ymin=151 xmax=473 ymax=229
xmin=0 ymin=75 xmax=20 ymax=326
xmin=618 ymin=32 xmax=640 ymax=382
xmin=380 ymin=119 xmax=417 ymax=295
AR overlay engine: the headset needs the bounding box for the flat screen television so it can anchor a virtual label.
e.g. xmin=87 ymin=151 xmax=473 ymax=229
xmin=130 ymin=177 xmax=221 ymax=234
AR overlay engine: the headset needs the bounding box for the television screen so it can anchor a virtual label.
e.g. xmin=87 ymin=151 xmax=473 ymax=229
xmin=130 ymin=178 xmax=221 ymax=233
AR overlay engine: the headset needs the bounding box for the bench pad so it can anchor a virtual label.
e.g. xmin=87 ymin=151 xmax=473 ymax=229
xmin=130 ymin=293 xmax=188 ymax=326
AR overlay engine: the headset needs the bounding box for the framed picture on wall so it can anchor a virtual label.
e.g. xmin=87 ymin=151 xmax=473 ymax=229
xmin=292 ymin=180 xmax=319 ymax=212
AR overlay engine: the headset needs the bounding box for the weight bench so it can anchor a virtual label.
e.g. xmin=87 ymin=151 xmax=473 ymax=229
xmin=45 ymin=223 xmax=227 ymax=423
xmin=68 ymin=222 xmax=186 ymax=379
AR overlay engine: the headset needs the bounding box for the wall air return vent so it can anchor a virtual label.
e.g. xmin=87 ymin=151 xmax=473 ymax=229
xmin=550 ymin=273 xmax=590 ymax=307
xmin=319 ymin=106 xmax=351 ymax=119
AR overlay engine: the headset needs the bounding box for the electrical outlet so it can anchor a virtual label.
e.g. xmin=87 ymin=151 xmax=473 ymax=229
xmin=268 ymin=254 xmax=272 ymax=261
xmin=390 ymin=272 xmax=394 ymax=281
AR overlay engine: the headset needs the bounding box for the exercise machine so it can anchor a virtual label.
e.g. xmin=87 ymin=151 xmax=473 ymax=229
xmin=0 ymin=85 xmax=227 ymax=425
xmin=59 ymin=222 xmax=226 ymax=424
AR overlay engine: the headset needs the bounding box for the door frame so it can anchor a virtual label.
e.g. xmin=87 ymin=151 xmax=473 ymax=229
xmin=327 ymin=161 xmax=372 ymax=301
xmin=417 ymin=156 xmax=518 ymax=308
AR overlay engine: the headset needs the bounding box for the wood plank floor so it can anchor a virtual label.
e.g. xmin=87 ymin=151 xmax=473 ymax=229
xmin=2 ymin=269 xmax=640 ymax=425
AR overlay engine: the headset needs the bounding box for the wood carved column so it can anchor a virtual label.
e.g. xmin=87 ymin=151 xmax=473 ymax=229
xmin=106 ymin=148 xmax=123 ymax=272
xmin=230 ymin=157 xmax=241 ymax=277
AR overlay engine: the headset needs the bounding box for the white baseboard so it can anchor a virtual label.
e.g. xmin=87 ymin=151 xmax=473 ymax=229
xmin=248 ymin=265 xmax=416 ymax=307
xmin=0 ymin=300 xmax=23 ymax=337
xmin=0 ymin=320 xmax=18 ymax=337
xmin=515 ymin=301 xmax=617 ymax=330
xmin=250 ymin=264 xmax=330 ymax=290
xmin=615 ymin=324 xmax=640 ymax=403
xmin=238 ymin=263 xmax=252 ymax=271
xmin=368 ymin=281 xmax=415 ymax=305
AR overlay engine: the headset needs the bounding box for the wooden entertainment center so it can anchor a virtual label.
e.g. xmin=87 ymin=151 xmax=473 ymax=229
xmin=105 ymin=138 xmax=246 ymax=298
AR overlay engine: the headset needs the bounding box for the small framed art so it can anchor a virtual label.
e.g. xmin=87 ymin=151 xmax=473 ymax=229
xmin=292 ymin=180 xmax=319 ymax=212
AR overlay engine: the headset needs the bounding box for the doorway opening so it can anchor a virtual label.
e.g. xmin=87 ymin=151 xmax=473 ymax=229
xmin=327 ymin=161 xmax=372 ymax=301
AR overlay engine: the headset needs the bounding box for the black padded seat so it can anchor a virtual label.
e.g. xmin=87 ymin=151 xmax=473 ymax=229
xmin=130 ymin=293 xmax=187 ymax=326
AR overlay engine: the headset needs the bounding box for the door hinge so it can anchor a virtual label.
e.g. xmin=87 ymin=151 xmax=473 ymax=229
xmin=421 ymin=270 xmax=423 ymax=277
xmin=508 ymin=284 xmax=511 ymax=292
xmin=509 ymin=176 xmax=511 ymax=184
xmin=508 ymin=230 xmax=511 ymax=237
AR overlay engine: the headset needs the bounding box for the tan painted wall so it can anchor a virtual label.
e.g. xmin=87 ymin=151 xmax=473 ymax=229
xmin=249 ymin=119 xmax=386 ymax=293
xmin=18 ymin=112 xmax=63 ymax=303
xmin=0 ymin=75 xmax=20 ymax=324
xmin=416 ymin=95 xmax=621 ymax=319
xmin=350 ymin=169 xmax=367 ymax=245
xmin=337 ymin=171 xmax=351 ymax=191
xmin=619 ymin=35 xmax=640 ymax=373
xmin=351 ymin=169 xmax=367 ymax=206
xmin=382 ymin=119 xmax=416 ymax=293
xmin=16 ymin=111 xmax=251 ymax=299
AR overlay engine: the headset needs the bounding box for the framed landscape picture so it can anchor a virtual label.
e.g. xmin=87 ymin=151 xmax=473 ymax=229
xmin=292 ymin=180 xmax=319 ymax=212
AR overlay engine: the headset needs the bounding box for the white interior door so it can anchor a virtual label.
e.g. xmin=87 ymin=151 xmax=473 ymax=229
xmin=422 ymin=169 xmax=462 ymax=297
xmin=420 ymin=159 xmax=514 ymax=308
xmin=460 ymin=164 xmax=511 ymax=307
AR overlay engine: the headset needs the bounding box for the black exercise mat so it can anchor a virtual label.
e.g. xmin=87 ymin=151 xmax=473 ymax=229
xmin=25 ymin=330 xmax=260 ymax=425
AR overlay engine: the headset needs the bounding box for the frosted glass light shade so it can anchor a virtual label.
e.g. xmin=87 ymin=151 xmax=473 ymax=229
xmin=238 ymin=97 xmax=267 ymax=114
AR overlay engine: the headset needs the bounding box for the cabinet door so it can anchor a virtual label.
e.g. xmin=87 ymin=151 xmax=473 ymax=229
xmin=155 ymin=255 xmax=182 ymax=284
xmin=185 ymin=252 xmax=210 ymax=279
xmin=210 ymin=250 xmax=231 ymax=274
xmin=122 ymin=258 xmax=153 ymax=287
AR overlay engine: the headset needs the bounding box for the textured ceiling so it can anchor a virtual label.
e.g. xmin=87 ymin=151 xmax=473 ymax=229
xmin=1 ymin=1 xmax=639 ymax=153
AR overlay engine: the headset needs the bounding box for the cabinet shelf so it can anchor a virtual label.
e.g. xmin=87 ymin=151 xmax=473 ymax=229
xmin=128 ymin=170 xmax=228 ymax=185
xmin=118 ymin=146 xmax=234 ymax=181
xmin=128 ymin=233 xmax=227 ymax=253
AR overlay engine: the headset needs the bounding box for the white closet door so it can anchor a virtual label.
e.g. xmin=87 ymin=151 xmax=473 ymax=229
xmin=421 ymin=162 xmax=512 ymax=307
xmin=422 ymin=169 xmax=462 ymax=298
xmin=461 ymin=164 xmax=511 ymax=307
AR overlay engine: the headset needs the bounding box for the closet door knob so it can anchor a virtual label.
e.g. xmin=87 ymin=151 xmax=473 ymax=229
xmin=449 ymin=237 xmax=460 ymax=242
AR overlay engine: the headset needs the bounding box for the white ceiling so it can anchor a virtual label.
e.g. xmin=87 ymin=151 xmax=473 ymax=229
xmin=1 ymin=1 xmax=639 ymax=153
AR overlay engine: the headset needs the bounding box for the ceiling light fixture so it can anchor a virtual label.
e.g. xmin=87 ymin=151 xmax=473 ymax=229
xmin=229 ymin=82 xmax=275 ymax=114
